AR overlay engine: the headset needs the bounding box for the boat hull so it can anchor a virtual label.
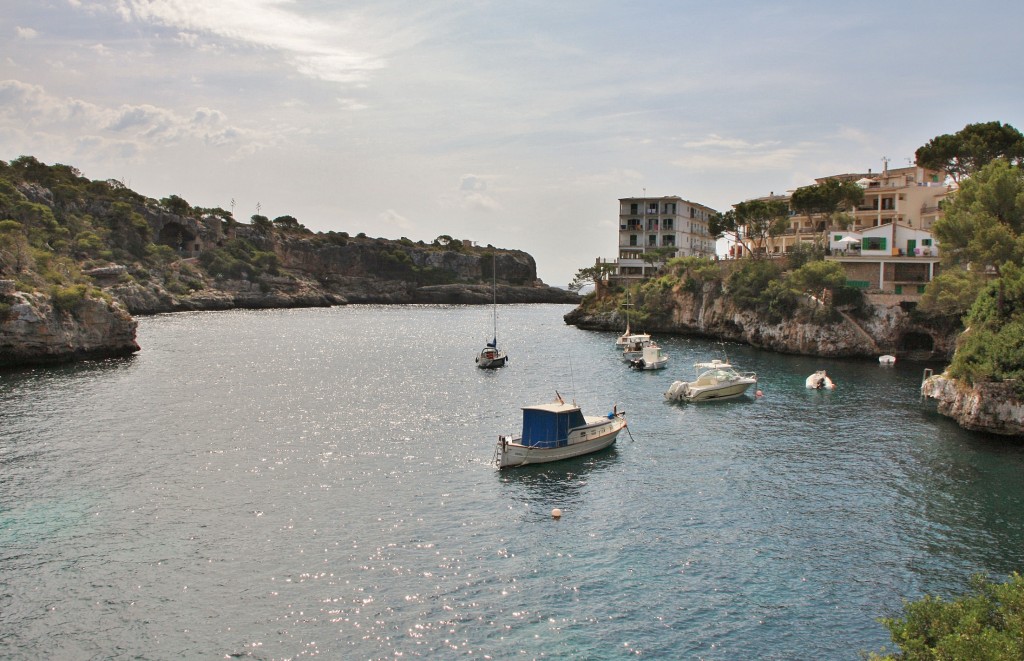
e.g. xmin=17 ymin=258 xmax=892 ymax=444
xmin=665 ymin=378 xmax=756 ymax=402
xmin=476 ymin=349 xmax=508 ymax=369
xmin=496 ymin=414 xmax=626 ymax=468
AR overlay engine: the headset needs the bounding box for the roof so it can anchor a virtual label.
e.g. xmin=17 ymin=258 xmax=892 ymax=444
xmin=522 ymin=401 xmax=580 ymax=414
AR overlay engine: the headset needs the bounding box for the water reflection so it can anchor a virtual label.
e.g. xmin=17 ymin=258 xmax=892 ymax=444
xmin=497 ymin=448 xmax=621 ymax=518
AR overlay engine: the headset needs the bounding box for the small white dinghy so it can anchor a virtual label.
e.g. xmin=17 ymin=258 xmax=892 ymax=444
xmin=805 ymin=370 xmax=835 ymax=390
xmin=878 ymin=354 xmax=896 ymax=365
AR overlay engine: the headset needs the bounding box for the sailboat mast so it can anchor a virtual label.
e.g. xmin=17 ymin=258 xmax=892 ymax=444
xmin=492 ymin=253 xmax=498 ymax=344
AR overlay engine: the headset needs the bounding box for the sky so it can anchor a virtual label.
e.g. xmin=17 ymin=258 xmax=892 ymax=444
xmin=3 ymin=1 xmax=1024 ymax=286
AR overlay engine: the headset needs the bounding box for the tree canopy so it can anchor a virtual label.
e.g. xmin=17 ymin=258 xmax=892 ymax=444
xmin=710 ymin=198 xmax=790 ymax=256
xmin=915 ymin=121 xmax=1024 ymax=182
xmin=789 ymin=178 xmax=864 ymax=233
xmin=568 ymin=261 xmax=617 ymax=292
xmin=932 ymin=158 xmax=1024 ymax=277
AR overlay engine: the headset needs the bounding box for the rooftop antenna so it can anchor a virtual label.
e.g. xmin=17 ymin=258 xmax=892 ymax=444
xmin=881 ymin=156 xmax=890 ymax=175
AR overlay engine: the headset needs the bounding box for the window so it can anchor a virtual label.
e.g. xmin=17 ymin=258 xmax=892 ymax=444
xmin=648 ymin=235 xmax=657 ymax=246
xmin=630 ymin=203 xmax=638 ymax=214
xmin=922 ymin=238 xmax=932 ymax=246
xmin=863 ymin=237 xmax=887 ymax=251
xmin=629 ymin=234 xmax=638 ymax=246
xmin=834 ymin=234 xmax=843 ymax=242
xmin=664 ymin=236 xmax=675 ymax=246
xmin=664 ymin=219 xmax=673 ymax=230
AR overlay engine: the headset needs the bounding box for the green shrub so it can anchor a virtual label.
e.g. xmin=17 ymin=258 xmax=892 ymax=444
xmin=871 ymin=573 xmax=1024 ymax=660
xmin=51 ymin=283 xmax=88 ymax=311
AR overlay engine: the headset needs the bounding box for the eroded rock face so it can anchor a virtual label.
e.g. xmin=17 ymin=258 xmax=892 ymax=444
xmin=565 ymin=282 xmax=955 ymax=360
xmin=0 ymin=291 xmax=139 ymax=368
xmin=921 ymin=375 xmax=1024 ymax=437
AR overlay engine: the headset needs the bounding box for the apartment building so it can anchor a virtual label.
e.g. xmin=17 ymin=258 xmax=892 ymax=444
xmin=614 ymin=195 xmax=717 ymax=282
xmin=758 ymin=164 xmax=949 ymax=255
xmin=740 ymin=164 xmax=952 ymax=296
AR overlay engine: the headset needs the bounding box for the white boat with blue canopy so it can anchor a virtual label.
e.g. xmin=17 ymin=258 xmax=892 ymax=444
xmin=495 ymin=395 xmax=627 ymax=468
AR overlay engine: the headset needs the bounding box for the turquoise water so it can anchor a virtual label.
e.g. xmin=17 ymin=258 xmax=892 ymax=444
xmin=2 ymin=304 xmax=1023 ymax=659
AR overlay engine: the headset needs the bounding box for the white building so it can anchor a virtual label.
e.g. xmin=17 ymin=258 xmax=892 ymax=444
xmin=614 ymin=195 xmax=717 ymax=282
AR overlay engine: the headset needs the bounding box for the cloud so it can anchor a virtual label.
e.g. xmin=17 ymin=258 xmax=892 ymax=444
xmin=672 ymin=133 xmax=810 ymax=172
xmin=378 ymin=208 xmax=414 ymax=233
xmin=0 ymin=79 xmax=261 ymax=155
xmin=15 ymin=26 xmax=39 ymax=39
xmin=105 ymin=0 xmax=386 ymax=84
xmin=439 ymin=174 xmax=501 ymax=212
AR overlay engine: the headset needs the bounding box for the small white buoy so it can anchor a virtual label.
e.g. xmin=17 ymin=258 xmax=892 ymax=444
xmin=551 ymin=508 xmax=562 ymax=519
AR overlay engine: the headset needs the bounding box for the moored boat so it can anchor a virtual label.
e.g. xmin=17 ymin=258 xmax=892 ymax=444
xmin=805 ymin=370 xmax=835 ymax=390
xmin=664 ymin=359 xmax=757 ymax=403
xmin=476 ymin=254 xmax=508 ymax=369
xmin=495 ymin=395 xmax=627 ymax=468
xmin=629 ymin=343 xmax=668 ymax=370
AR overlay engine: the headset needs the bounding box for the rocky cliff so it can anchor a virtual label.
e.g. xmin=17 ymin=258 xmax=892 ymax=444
xmin=921 ymin=374 xmax=1024 ymax=436
xmin=0 ymin=281 xmax=139 ymax=368
xmin=0 ymin=158 xmax=577 ymax=368
xmin=565 ymin=282 xmax=956 ymax=360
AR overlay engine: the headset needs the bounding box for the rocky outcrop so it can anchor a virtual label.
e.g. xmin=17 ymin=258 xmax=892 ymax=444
xmin=565 ymin=282 xmax=956 ymax=360
xmin=0 ymin=287 xmax=139 ymax=367
xmin=921 ymin=374 xmax=1024 ymax=437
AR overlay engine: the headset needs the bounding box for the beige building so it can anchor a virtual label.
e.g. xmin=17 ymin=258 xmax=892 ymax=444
xmin=734 ymin=164 xmax=954 ymax=297
xmin=758 ymin=164 xmax=950 ymax=255
xmin=614 ymin=195 xmax=717 ymax=283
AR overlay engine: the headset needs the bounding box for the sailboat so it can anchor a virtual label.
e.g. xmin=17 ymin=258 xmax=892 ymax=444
xmin=476 ymin=254 xmax=508 ymax=369
xmin=615 ymin=291 xmax=651 ymax=348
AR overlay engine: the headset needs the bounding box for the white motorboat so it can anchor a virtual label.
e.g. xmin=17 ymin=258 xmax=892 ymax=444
xmin=879 ymin=354 xmax=896 ymax=365
xmin=621 ymin=336 xmax=654 ymax=362
xmin=664 ymin=359 xmax=758 ymax=402
xmin=476 ymin=255 xmax=508 ymax=369
xmin=494 ymin=395 xmax=627 ymax=468
xmin=629 ymin=343 xmax=668 ymax=370
xmin=805 ymin=370 xmax=835 ymax=390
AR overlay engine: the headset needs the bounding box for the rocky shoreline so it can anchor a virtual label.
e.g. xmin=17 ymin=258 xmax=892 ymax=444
xmin=0 ymin=275 xmax=577 ymax=368
xmin=0 ymin=285 xmax=139 ymax=368
xmin=921 ymin=374 xmax=1024 ymax=436
xmin=564 ymin=285 xmax=957 ymax=361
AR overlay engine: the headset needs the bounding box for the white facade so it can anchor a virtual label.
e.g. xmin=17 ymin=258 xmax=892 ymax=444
xmin=615 ymin=196 xmax=717 ymax=281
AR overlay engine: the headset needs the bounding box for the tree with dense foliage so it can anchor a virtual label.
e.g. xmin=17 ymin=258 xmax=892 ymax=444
xmin=946 ymin=262 xmax=1024 ymax=394
xmin=932 ymin=159 xmax=1024 ymax=278
xmin=710 ymin=199 xmax=790 ymax=257
xmin=915 ymin=121 xmax=1024 ymax=182
xmin=871 ymin=573 xmax=1024 ymax=661
xmin=789 ymin=178 xmax=865 ymax=238
xmin=568 ymin=261 xmax=618 ymax=292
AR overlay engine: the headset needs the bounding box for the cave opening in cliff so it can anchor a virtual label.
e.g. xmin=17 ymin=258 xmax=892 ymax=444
xmin=898 ymin=331 xmax=934 ymax=352
xmin=158 ymin=222 xmax=199 ymax=255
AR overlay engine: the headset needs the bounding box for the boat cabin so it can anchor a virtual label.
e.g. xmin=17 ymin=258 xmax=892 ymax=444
xmin=520 ymin=402 xmax=588 ymax=448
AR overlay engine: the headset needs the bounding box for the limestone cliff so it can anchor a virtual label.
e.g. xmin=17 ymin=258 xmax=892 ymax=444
xmin=0 ymin=283 xmax=139 ymax=368
xmin=921 ymin=374 xmax=1024 ymax=436
xmin=565 ymin=281 xmax=956 ymax=360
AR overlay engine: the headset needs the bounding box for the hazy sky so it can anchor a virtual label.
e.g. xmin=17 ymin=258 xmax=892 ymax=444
xmin=3 ymin=1 xmax=1023 ymax=286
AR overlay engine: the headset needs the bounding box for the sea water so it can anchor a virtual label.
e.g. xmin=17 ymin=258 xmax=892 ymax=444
xmin=2 ymin=304 xmax=1023 ymax=659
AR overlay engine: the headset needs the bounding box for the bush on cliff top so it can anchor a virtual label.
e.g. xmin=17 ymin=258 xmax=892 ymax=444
xmin=948 ymin=262 xmax=1024 ymax=394
xmin=871 ymin=573 xmax=1024 ymax=661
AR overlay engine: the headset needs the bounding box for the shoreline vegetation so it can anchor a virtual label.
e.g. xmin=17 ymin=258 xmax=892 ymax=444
xmin=0 ymin=156 xmax=575 ymax=368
